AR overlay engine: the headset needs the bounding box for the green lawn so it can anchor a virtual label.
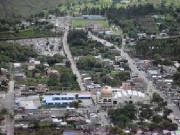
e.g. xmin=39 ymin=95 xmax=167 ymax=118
xmin=0 ymin=28 xmax=62 ymax=40
xmin=72 ymin=19 xmax=109 ymax=28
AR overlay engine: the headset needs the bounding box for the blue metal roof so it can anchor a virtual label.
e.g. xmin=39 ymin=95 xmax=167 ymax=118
xmin=63 ymin=131 xmax=83 ymax=135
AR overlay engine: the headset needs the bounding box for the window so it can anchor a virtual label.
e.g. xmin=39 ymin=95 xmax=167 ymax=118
xmin=113 ymin=101 xmax=117 ymax=104
xmin=103 ymin=99 xmax=107 ymax=102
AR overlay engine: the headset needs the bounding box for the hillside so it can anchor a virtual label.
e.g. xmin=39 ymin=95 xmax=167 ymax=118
xmin=0 ymin=0 xmax=179 ymax=18
xmin=0 ymin=0 xmax=66 ymax=18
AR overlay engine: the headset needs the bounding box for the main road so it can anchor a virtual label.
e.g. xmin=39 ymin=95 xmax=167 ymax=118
xmin=62 ymin=22 xmax=85 ymax=91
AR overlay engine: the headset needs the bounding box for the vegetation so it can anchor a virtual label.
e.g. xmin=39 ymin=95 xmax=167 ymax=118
xmin=97 ymin=33 xmax=122 ymax=46
xmin=108 ymin=103 xmax=137 ymax=127
xmin=77 ymin=55 xmax=103 ymax=70
xmin=173 ymin=71 xmax=180 ymax=86
xmin=108 ymin=93 xmax=178 ymax=132
xmin=0 ymin=42 xmax=37 ymax=64
xmin=135 ymin=38 xmax=180 ymax=61
xmin=0 ymin=0 xmax=66 ymax=18
xmin=68 ymin=29 xmax=106 ymax=56
xmin=37 ymin=54 xmax=65 ymax=66
xmin=68 ymin=30 xmax=130 ymax=86
xmin=14 ymin=122 xmax=77 ymax=135
xmin=0 ymin=19 xmax=62 ymax=40
xmin=47 ymin=66 xmax=79 ymax=91
xmin=72 ymin=19 xmax=109 ymax=28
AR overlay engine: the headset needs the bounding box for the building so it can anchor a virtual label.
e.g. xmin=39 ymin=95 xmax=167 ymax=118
xmin=14 ymin=73 xmax=26 ymax=80
xmin=42 ymin=94 xmax=75 ymax=107
xmin=42 ymin=93 xmax=92 ymax=107
xmin=122 ymin=82 xmax=132 ymax=90
xmin=97 ymin=86 xmax=148 ymax=108
xmin=85 ymin=24 xmax=105 ymax=32
xmin=82 ymin=15 xmax=105 ymax=20
xmin=47 ymin=69 xmax=60 ymax=76
xmin=63 ymin=130 xmax=84 ymax=135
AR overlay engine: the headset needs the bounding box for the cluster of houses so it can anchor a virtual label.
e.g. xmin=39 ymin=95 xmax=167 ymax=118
xmin=0 ymin=68 xmax=9 ymax=93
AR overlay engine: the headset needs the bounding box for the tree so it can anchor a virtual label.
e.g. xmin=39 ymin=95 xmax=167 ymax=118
xmin=0 ymin=108 xmax=8 ymax=115
xmin=173 ymin=72 xmax=180 ymax=86
xmin=153 ymin=54 xmax=162 ymax=65
xmin=108 ymin=104 xmax=137 ymax=127
xmin=163 ymin=108 xmax=173 ymax=118
xmin=152 ymin=115 xmax=163 ymax=123
xmin=77 ymin=55 xmax=102 ymax=70
xmin=151 ymin=93 xmax=163 ymax=103
xmin=47 ymin=74 xmax=59 ymax=86
xmin=30 ymin=119 xmax=40 ymax=129
xmin=70 ymin=101 xmax=79 ymax=108
xmin=109 ymin=126 xmax=127 ymax=135
xmin=139 ymin=104 xmax=153 ymax=119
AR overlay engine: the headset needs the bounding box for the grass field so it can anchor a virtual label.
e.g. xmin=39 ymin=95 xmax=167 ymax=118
xmin=0 ymin=28 xmax=62 ymax=40
xmin=72 ymin=19 xmax=109 ymax=27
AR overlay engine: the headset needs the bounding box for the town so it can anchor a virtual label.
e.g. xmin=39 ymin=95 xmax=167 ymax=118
xmin=0 ymin=0 xmax=179 ymax=135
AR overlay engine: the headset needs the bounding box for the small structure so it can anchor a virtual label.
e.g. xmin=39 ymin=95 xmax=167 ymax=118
xmin=137 ymin=33 xmax=147 ymax=39
xmin=63 ymin=130 xmax=84 ymax=135
xmin=47 ymin=69 xmax=60 ymax=76
xmin=82 ymin=15 xmax=105 ymax=20
xmin=14 ymin=73 xmax=26 ymax=80
xmin=14 ymin=63 xmax=21 ymax=68
xmin=122 ymin=82 xmax=131 ymax=90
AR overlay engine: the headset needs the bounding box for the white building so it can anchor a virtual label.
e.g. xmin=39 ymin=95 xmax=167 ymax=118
xmin=97 ymin=86 xmax=148 ymax=108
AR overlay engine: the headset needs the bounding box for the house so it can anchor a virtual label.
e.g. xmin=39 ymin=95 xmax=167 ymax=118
xmin=122 ymin=82 xmax=131 ymax=90
xmin=147 ymin=70 xmax=159 ymax=77
xmin=28 ymin=64 xmax=35 ymax=71
xmin=83 ymin=77 xmax=92 ymax=85
xmin=85 ymin=24 xmax=105 ymax=32
xmin=20 ymin=20 xmax=30 ymax=28
xmin=14 ymin=63 xmax=22 ymax=68
xmin=115 ymin=56 xmax=123 ymax=62
xmin=29 ymin=58 xmax=40 ymax=65
xmin=160 ymin=32 xmax=168 ymax=38
xmin=102 ymin=59 xmax=114 ymax=66
xmin=0 ymin=68 xmax=8 ymax=74
xmin=47 ymin=69 xmax=60 ymax=76
xmin=37 ymin=84 xmax=48 ymax=93
xmin=105 ymin=31 xmax=113 ymax=35
xmin=82 ymin=15 xmax=105 ymax=20
xmin=137 ymin=33 xmax=147 ymax=39
xmin=14 ymin=73 xmax=26 ymax=80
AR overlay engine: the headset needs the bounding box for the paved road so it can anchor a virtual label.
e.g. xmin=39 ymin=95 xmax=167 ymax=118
xmin=62 ymin=23 xmax=85 ymax=91
xmin=5 ymin=81 xmax=14 ymax=135
xmin=89 ymin=32 xmax=180 ymax=127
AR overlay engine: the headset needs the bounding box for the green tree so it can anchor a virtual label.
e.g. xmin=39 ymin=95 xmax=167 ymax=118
xmin=47 ymin=74 xmax=59 ymax=86
xmin=152 ymin=115 xmax=163 ymax=123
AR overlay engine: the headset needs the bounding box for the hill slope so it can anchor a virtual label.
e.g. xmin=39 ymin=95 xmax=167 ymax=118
xmin=0 ymin=0 xmax=66 ymax=18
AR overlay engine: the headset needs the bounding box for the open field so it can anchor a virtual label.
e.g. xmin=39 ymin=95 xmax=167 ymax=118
xmin=72 ymin=19 xmax=109 ymax=27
